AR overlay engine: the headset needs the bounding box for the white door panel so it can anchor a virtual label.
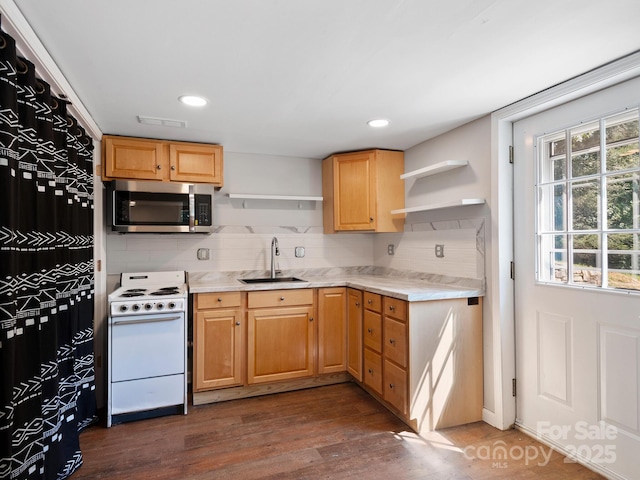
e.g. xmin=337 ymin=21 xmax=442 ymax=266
xmin=514 ymin=75 xmax=640 ymax=480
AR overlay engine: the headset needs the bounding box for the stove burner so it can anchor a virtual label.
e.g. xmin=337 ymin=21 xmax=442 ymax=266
xmin=124 ymin=288 xmax=146 ymax=293
xmin=120 ymin=292 xmax=144 ymax=298
xmin=158 ymin=287 xmax=179 ymax=291
xmin=150 ymin=290 xmax=180 ymax=296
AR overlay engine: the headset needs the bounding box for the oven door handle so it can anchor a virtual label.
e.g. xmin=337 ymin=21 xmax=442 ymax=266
xmin=113 ymin=315 xmax=183 ymax=326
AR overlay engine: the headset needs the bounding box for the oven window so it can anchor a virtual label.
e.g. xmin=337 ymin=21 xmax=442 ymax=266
xmin=114 ymin=191 xmax=189 ymax=225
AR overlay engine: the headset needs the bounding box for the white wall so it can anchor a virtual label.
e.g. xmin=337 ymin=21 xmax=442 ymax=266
xmin=397 ymin=115 xmax=495 ymax=415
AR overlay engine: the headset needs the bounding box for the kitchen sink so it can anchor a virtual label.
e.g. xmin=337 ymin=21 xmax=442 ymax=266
xmin=239 ymin=277 xmax=307 ymax=284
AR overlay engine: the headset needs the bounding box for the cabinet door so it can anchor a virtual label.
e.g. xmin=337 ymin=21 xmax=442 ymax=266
xmin=104 ymin=136 xmax=165 ymax=180
xmin=247 ymin=306 xmax=315 ymax=384
xmin=169 ymin=143 xmax=223 ymax=185
xmin=384 ymin=317 xmax=407 ymax=368
xmin=346 ymin=289 xmax=363 ymax=381
xmin=333 ymin=152 xmax=376 ymax=231
xmin=363 ymin=347 xmax=383 ymax=396
xmin=318 ymin=287 xmax=347 ymax=374
xmin=363 ymin=309 xmax=382 ymax=352
xmin=194 ymin=309 xmax=243 ymax=391
xmin=384 ymin=359 xmax=407 ymax=415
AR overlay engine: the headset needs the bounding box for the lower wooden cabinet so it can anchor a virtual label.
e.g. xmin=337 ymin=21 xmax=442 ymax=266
xmin=192 ymin=286 xmax=483 ymax=434
xmin=317 ymin=287 xmax=347 ymax=374
xmin=193 ymin=292 xmax=244 ymax=392
xmin=247 ymin=289 xmax=315 ymax=384
xmin=382 ymin=296 xmax=408 ymax=416
xmin=357 ymin=292 xmax=483 ymax=433
xmin=346 ymin=288 xmax=363 ymax=381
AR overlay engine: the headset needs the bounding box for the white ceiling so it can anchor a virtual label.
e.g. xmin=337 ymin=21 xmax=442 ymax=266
xmin=12 ymin=0 xmax=640 ymax=159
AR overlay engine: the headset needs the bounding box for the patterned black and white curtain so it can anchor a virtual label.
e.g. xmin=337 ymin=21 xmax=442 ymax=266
xmin=0 ymin=21 xmax=97 ymax=480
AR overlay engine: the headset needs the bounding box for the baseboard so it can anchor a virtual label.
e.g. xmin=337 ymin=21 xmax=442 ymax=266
xmin=192 ymin=372 xmax=351 ymax=405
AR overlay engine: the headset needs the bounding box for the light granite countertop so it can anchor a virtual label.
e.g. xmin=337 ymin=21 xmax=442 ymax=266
xmin=188 ymin=267 xmax=484 ymax=302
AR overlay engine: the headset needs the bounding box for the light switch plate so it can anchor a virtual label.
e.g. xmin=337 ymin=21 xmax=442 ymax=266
xmin=197 ymin=248 xmax=210 ymax=260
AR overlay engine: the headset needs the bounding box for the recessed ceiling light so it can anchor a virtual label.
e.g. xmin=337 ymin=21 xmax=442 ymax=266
xmin=367 ymin=119 xmax=389 ymax=128
xmin=179 ymin=95 xmax=207 ymax=107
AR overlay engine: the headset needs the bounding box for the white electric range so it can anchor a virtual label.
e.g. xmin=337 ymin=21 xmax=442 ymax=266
xmin=107 ymin=271 xmax=188 ymax=427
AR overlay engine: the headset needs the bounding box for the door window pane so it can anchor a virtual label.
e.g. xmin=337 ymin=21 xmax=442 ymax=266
xmin=571 ymin=123 xmax=600 ymax=177
xmin=571 ymin=179 xmax=599 ymax=231
xmin=572 ymin=234 xmax=601 ymax=286
xmin=607 ymin=233 xmax=640 ymax=290
xmin=606 ymin=173 xmax=639 ymax=230
xmin=606 ymin=112 xmax=639 ymax=172
xmin=536 ymin=108 xmax=640 ymax=292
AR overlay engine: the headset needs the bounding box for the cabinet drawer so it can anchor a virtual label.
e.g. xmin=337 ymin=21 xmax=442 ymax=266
xmin=384 ymin=317 xmax=407 ymax=368
xmin=384 ymin=297 xmax=406 ymax=321
xmin=247 ymin=289 xmax=313 ymax=309
xmin=384 ymin=359 xmax=407 ymax=415
xmin=363 ymin=310 xmax=382 ymax=352
xmin=196 ymin=292 xmax=242 ymax=309
xmin=363 ymin=348 xmax=383 ymax=396
xmin=363 ymin=292 xmax=381 ymax=312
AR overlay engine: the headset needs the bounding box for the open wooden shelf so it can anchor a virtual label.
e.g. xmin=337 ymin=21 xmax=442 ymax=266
xmin=400 ymin=160 xmax=468 ymax=180
xmin=227 ymin=193 xmax=323 ymax=201
xmin=391 ymin=198 xmax=485 ymax=214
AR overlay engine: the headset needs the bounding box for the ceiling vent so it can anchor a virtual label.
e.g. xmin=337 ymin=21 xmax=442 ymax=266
xmin=137 ymin=116 xmax=187 ymax=128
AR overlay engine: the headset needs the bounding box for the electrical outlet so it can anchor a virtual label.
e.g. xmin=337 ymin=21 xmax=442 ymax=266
xmin=197 ymin=248 xmax=210 ymax=260
xmin=387 ymin=244 xmax=395 ymax=255
xmin=435 ymin=244 xmax=445 ymax=258
xmin=295 ymin=246 xmax=305 ymax=258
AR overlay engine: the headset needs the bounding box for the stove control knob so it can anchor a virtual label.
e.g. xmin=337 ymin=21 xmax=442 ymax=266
xmin=156 ymin=302 xmax=165 ymax=310
xmin=144 ymin=303 xmax=153 ymax=311
xmin=132 ymin=304 xmax=141 ymax=312
xmin=168 ymin=301 xmax=176 ymax=310
xmin=119 ymin=304 xmax=129 ymax=313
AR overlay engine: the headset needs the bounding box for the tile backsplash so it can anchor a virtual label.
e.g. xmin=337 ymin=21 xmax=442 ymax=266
xmin=106 ymin=218 xmax=485 ymax=282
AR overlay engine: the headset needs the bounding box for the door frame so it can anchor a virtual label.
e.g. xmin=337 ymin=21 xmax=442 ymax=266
xmin=488 ymin=50 xmax=640 ymax=430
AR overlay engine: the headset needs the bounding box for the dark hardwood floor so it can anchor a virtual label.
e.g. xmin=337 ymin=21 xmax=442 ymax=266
xmin=72 ymin=383 xmax=603 ymax=479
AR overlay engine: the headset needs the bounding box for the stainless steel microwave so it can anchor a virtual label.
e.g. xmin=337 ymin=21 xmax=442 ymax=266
xmin=108 ymin=180 xmax=214 ymax=233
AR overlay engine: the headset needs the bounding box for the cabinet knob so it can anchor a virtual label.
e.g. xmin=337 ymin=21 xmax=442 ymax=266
xmin=367 ymin=328 xmax=373 ymax=334
xmin=389 ymin=383 xmax=395 ymax=389
xmin=280 ymin=296 xmax=285 ymax=301
xmin=369 ymin=217 xmax=374 ymax=222
xmin=217 ymin=297 xmax=222 ymax=302
xmin=389 ymin=305 xmax=395 ymax=311
xmin=171 ymin=165 xmax=176 ymax=171
xmin=156 ymin=164 xmax=162 ymax=170
xmin=368 ymin=299 xmax=372 ymax=304
xmin=309 ymin=317 xmax=314 ymax=322
xmin=368 ymin=368 xmax=373 ymax=374
xmin=355 ymin=302 xmax=359 ymax=307
xmin=235 ymin=321 xmax=241 ymax=326
xmin=389 ymin=338 xmax=396 ymax=345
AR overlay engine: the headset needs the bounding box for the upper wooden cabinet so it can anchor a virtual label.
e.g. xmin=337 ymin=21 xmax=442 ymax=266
xmin=322 ymin=149 xmax=405 ymax=233
xmin=102 ymin=135 xmax=223 ymax=186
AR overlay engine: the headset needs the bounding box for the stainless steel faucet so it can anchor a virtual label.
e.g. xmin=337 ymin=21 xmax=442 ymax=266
xmin=270 ymin=236 xmax=280 ymax=278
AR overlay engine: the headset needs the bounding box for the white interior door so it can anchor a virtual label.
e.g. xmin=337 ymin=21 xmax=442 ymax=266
xmin=513 ymin=76 xmax=640 ymax=480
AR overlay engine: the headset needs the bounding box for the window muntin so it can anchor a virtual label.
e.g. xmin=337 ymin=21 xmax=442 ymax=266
xmin=536 ymin=108 xmax=640 ymax=291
